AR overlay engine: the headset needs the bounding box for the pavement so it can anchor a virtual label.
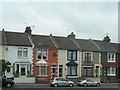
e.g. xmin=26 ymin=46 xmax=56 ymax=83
xmin=13 ymin=83 xmax=119 ymax=87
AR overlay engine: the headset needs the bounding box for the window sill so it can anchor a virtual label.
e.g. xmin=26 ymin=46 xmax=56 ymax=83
xmin=66 ymin=75 xmax=78 ymax=76
xmin=107 ymin=61 xmax=116 ymax=63
xmin=107 ymin=74 xmax=116 ymax=76
xmin=37 ymin=75 xmax=48 ymax=77
xmin=17 ymin=57 xmax=29 ymax=59
xmin=37 ymin=59 xmax=48 ymax=60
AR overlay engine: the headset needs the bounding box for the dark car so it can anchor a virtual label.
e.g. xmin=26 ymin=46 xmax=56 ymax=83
xmin=0 ymin=77 xmax=15 ymax=88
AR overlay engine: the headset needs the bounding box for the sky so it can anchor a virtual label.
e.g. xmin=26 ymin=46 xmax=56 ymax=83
xmin=0 ymin=0 xmax=119 ymax=43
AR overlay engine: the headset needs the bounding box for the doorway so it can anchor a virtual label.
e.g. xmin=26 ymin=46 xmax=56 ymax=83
xmin=21 ymin=68 xmax=25 ymax=75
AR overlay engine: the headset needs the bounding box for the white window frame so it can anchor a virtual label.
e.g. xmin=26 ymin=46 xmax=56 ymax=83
xmin=17 ymin=47 xmax=28 ymax=58
xmin=83 ymin=52 xmax=93 ymax=61
xmin=37 ymin=65 xmax=48 ymax=76
xmin=107 ymin=53 xmax=116 ymax=62
xmin=37 ymin=50 xmax=48 ymax=60
xmin=107 ymin=67 xmax=116 ymax=76
xmin=52 ymin=65 xmax=56 ymax=77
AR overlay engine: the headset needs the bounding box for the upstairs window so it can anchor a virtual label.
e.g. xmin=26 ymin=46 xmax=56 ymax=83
xmin=83 ymin=52 xmax=92 ymax=61
xmin=18 ymin=47 xmax=28 ymax=58
xmin=67 ymin=50 xmax=77 ymax=61
xmin=108 ymin=53 xmax=115 ymax=62
xmin=37 ymin=50 xmax=47 ymax=60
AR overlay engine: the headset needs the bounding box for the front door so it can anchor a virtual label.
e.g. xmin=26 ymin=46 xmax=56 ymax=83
xmin=21 ymin=68 xmax=25 ymax=75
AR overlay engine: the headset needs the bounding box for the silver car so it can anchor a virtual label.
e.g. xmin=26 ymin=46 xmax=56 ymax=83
xmin=77 ymin=79 xmax=101 ymax=87
xmin=50 ymin=77 xmax=74 ymax=87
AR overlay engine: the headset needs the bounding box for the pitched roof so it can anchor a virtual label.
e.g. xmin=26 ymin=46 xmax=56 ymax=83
xmin=53 ymin=36 xmax=79 ymax=50
xmin=93 ymin=40 xmax=117 ymax=53
xmin=5 ymin=31 xmax=32 ymax=46
xmin=75 ymin=39 xmax=98 ymax=51
xmin=31 ymin=35 xmax=56 ymax=49
xmin=111 ymin=43 xmax=120 ymax=53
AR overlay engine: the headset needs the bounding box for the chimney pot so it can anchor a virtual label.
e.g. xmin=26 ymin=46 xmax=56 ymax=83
xmin=103 ymin=35 xmax=111 ymax=43
xmin=68 ymin=32 xmax=75 ymax=40
xmin=25 ymin=26 xmax=32 ymax=35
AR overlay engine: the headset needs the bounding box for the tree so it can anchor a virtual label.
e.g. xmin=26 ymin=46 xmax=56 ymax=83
xmin=2 ymin=59 xmax=11 ymax=76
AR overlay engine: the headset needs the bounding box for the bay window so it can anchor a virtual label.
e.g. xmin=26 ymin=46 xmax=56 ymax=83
xmin=83 ymin=67 xmax=93 ymax=77
xmin=67 ymin=65 xmax=77 ymax=76
xmin=107 ymin=67 xmax=116 ymax=76
xmin=36 ymin=66 xmax=48 ymax=76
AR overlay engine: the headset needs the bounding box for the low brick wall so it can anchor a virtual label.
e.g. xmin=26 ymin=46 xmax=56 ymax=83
xmin=14 ymin=76 xmax=35 ymax=83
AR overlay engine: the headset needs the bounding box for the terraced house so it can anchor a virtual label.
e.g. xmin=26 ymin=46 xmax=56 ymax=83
xmin=1 ymin=29 xmax=33 ymax=78
xmin=111 ymin=43 xmax=120 ymax=79
xmin=75 ymin=39 xmax=101 ymax=82
xmin=25 ymin=27 xmax=58 ymax=83
xmin=93 ymin=36 xmax=118 ymax=83
xmin=50 ymin=32 xmax=80 ymax=79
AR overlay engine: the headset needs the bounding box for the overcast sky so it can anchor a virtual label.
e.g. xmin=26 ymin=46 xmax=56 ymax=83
xmin=0 ymin=0 xmax=118 ymax=43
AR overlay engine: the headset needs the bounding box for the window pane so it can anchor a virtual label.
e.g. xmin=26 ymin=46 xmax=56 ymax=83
xmin=67 ymin=66 xmax=70 ymax=75
xmin=83 ymin=68 xmax=87 ymax=76
xmin=59 ymin=65 xmax=63 ymax=77
xmin=41 ymin=66 xmax=46 ymax=75
xmin=88 ymin=68 xmax=91 ymax=76
xmin=72 ymin=66 xmax=76 ymax=75
xmin=108 ymin=54 xmax=111 ymax=61
xmin=43 ymin=50 xmax=47 ymax=59
xmin=84 ymin=53 xmax=87 ymax=61
xmin=107 ymin=67 xmax=110 ymax=74
xmin=18 ymin=51 xmax=22 ymax=57
xmin=111 ymin=67 xmax=115 ymax=74
xmin=37 ymin=51 xmax=42 ymax=59
xmin=52 ymin=65 xmax=56 ymax=77
xmin=68 ymin=51 xmax=72 ymax=60
xmin=112 ymin=54 xmax=114 ymax=61
xmin=73 ymin=51 xmax=76 ymax=60
xmin=88 ymin=53 xmax=91 ymax=61
xmin=36 ymin=66 xmax=39 ymax=75
xmin=23 ymin=48 xmax=28 ymax=57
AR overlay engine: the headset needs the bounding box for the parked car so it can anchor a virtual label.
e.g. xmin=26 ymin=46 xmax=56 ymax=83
xmin=77 ymin=79 xmax=101 ymax=87
xmin=50 ymin=77 xmax=74 ymax=87
xmin=0 ymin=77 xmax=15 ymax=88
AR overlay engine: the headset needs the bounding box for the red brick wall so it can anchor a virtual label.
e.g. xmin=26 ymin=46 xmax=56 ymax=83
xmin=32 ymin=48 xmax=36 ymax=76
xmin=32 ymin=49 xmax=58 ymax=82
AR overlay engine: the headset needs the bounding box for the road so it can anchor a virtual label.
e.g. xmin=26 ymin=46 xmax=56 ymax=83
xmin=1 ymin=83 xmax=119 ymax=90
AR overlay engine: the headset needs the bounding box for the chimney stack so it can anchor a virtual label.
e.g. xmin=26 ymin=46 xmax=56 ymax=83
xmin=68 ymin=32 xmax=75 ymax=40
xmin=103 ymin=35 xmax=111 ymax=43
xmin=25 ymin=26 xmax=32 ymax=35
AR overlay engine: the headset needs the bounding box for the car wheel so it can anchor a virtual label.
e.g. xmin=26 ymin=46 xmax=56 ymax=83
xmin=54 ymin=83 xmax=58 ymax=87
xmin=69 ymin=83 xmax=73 ymax=87
xmin=84 ymin=83 xmax=88 ymax=87
xmin=6 ymin=83 xmax=12 ymax=88
xmin=96 ymin=83 xmax=100 ymax=87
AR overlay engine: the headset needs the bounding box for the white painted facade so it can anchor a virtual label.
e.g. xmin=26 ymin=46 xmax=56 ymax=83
xmin=0 ymin=45 xmax=5 ymax=60
xmin=58 ymin=50 xmax=82 ymax=78
xmin=5 ymin=45 xmax=33 ymax=77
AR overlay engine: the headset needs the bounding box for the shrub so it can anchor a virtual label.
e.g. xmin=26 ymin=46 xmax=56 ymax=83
xmin=14 ymin=73 xmax=19 ymax=77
